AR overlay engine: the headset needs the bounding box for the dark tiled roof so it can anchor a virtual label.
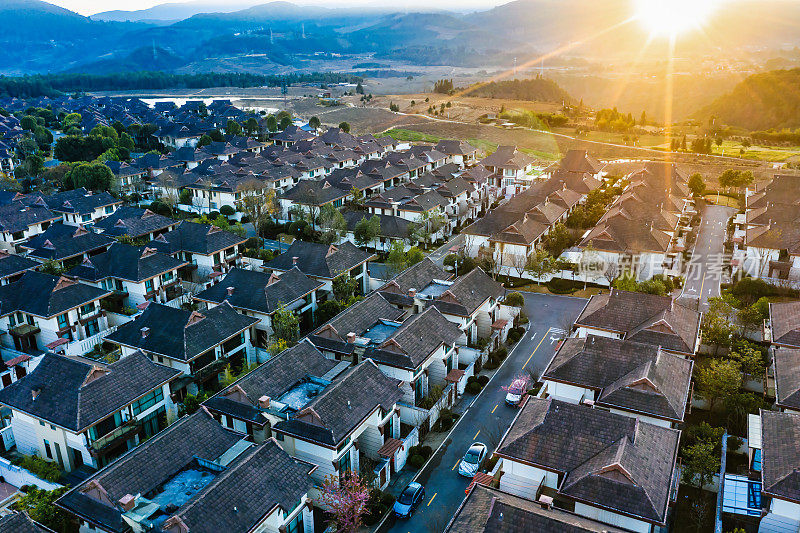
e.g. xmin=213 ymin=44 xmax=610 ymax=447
xmin=0 ymin=251 xmax=38 ymax=280
xmin=25 ymin=188 xmax=120 ymax=215
xmin=273 ymin=360 xmax=402 ymax=447
xmin=770 ymin=301 xmax=800 ymax=348
xmin=204 ymin=342 xmax=337 ymax=424
xmin=22 ymin=223 xmax=114 ymax=261
xmin=105 ymin=302 xmax=258 ymax=362
xmin=543 ymin=335 xmax=692 ymax=422
xmin=378 ymin=258 xmax=450 ymax=306
xmin=761 ymin=409 xmax=800 ymax=502
xmin=148 ymin=221 xmax=245 ymax=256
xmin=0 ymin=351 xmax=179 ymax=431
xmin=92 ymin=207 xmax=177 ymax=239
xmin=575 ymin=289 xmax=700 ymax=354
xmin=194 ymin=267 xmax=321 ymax=315
xmin=342 ymin=211 xmax=412 ymax=240
xmin=366 ymin=307 xmax=462 ymax=370
xmin=0 ymin=271 xmax=110 ymax=318
xmin=429 ymin=268 xmax=504 ymax=317
xmin=773 ymin=347 xmax=800 ymax=411
xmin=310 ymin=293 xmax=405 ymax=355
xmin=497 ymin=398 xmax=679 ymax=524
xmin=0 ymin=202 xmax=58 ymax=234
xmin=57 ymin=412 xmax=243 ymax=533
xmin=435 ymin=139 xmax=477 ymax=156
xmin=445 ymin=485 xmax=626 ymax=533
xmin=0 ymin=512 xmax=52 ymax=533
xmin=265 ymin=240 xmax=373 ymax=279
xmin=172 ymin=440 xmax=313 ymax=533
xmin=67 ymin=243 xmax=187 ymax=282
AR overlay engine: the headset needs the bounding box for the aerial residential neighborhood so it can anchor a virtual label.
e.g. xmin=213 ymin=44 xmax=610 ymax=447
xmin=0 ymin=1 xmax=797 ymax=532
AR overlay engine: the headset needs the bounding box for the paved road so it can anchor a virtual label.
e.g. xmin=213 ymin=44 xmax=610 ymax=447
xmin=382 ymin=292 xmax=587 ymax=533
xmin=427 ymin=234 xmax=465 ymax=267
xmin=679 ymin=205 xmax=737 ymax=312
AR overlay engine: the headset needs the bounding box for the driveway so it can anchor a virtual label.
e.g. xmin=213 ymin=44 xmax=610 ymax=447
xmin=679 ymin=204 xmax=737 ymax=312
xmin=381 ymin=292 xmax=587 ymax=533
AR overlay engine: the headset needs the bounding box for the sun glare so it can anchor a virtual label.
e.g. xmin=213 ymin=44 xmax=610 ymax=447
xmin=634 ymin=0 xmax=720 ymax=37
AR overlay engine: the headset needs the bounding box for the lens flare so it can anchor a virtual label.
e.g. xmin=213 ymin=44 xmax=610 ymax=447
xmin=634 ymin=0 xmax=720 ymax=37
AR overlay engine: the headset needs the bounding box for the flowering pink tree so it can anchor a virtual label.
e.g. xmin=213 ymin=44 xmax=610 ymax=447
xmin=318 ymin=472 xmax=371 ymax=533
xmin=502 ymin=374 xmax=531 ymax=393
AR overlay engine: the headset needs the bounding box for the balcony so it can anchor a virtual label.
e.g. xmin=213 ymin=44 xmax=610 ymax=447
xmin=90 ymin=418 xmax=141 ymax=456
xmin=9 ymin=323 xmax=40 ymax=338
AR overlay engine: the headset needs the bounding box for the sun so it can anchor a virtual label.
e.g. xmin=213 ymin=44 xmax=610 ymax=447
xmin=634 ymin=0 xmax=720 ymax=37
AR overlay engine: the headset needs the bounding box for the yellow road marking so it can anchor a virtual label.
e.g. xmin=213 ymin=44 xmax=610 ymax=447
xmin=427 ymin=493 xmax=437 ymax=506
xmin=474 ymin=429 xmax=481 ymax=440
xmin=491 ymin=404 xmax=498 ymax=413
xmin=699 ymin=275 xmax=705 ymax=299
xmin=452 ymin=460 xmax=460 ymax=470
xmin=522 ymin=328 xmax=551 ymax=370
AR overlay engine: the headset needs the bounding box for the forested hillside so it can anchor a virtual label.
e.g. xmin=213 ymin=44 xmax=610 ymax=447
xmin=697 ymin=69 xmax=800 ymax=131
xmin=464 ymin=77 xmax=573 ymax=104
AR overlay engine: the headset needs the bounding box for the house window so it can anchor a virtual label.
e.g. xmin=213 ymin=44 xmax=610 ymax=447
xmin=8 ymin=314 xmax=15 ymax=327
xmin=446 ymin=354 xmax=454 ymax=374
xmin=80 ymin=303 xmax=95 ymax=316
xmin=414 ymin=377 xmax=424 ymax=400
xmin=161 ymin=271 xmax=174 ymax=283
xmin=213 ymin=253 xmax=221 ymax=265
xmin=145 ymin=279 xmax=154 ymax=292
xmin=81 ymin=214 xmax=91 ymax=222
xmin=84 ymin=320 xmax=100 ymax=337
xmin=140 ymin=406 xmax=166 ymax=438
xmin=131 ymin=388 xmax=164 ymax=416
xmin=43 ymin=440 xmax=53 ymax=460
xmin=338 ymin=449 xmax=352 ymax=475
xmin=57 ymin=313 xmax=69 ymax=330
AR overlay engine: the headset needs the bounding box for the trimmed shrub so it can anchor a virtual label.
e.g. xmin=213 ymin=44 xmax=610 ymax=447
xmin=505 ymin=291 xmax=524 ymax=307
xmin=477 ymin=375 xmax=489 ymax=386
xmin=466 ymin=381 xmax=482 ymax=394
xmin=408 ymin=454 xmax=425 ymax=469
xmin=220 ymin=205 xmax=235 ymax=217
xmin=245 ymin=236 xmax=261 ymax=249
xmin=547 ymin=277 xmax=579 ymax=294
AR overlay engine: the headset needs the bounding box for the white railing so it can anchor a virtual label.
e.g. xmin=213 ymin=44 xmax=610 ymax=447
xmin=63 ymin=325 xmax=119 ymax=357
xmin=0 ymin=457 xmax=62 ymax=491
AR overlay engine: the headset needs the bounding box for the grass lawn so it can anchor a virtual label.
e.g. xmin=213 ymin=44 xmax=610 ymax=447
xmin=515 ymin=283 xmax=604 ymax=298
xmin=379 ymin=128 xmax=500 ymax=155
xmin=704 ymin=193 xmax=740 ymax=208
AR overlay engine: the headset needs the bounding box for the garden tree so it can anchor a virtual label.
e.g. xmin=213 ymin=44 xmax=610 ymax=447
xmin=386 ymin=240 xmax=408 ymax=275
xmin=433 ymin=79 xmax=454 ymax=94
xmin=477 ymin=253 xmax=499 ymax=280
xmin=729 ymin=341 xmax=766 ymax=377
xmin=353 ymin=215 xmax=380 ymax=249
xmin=338 ymin=121 xmax=351 ymax=133
xmin=737 ymin=305 xmax=764 ymax=336
xmin=349 ymin=186 xmax=365 ymax=209
xmin=179 ymin=188 xmax=193 ymax=205
xmin=64 ymin=162 xmax=115 ymax=191
xmin=12 ymin=486 xmax=73 ymax=532
xmin=681 ymin=440 xmax=719 ymax=490
xmin=62 ymin=112 xmax=82 ymax=130
xmin=15 ymin=137 xmax=39 ymax=160
xmin=688 ymin=173 xmax=706 ymax=196
xmin=355 ymin=82 xmax=364 ymax=94
xmin=406 ymin=246 xmax=424 ymax=265
xmin=55 ymin=135 xmax=114 ymax=162
xmin=695 ymin=358 xmax=742 ymax=411
xmin=507 ymin=252 xmax=528 ymax=279
xmin=272 ymin=304 xmax=300 ymax=345
xmin=237 ymin=180 xmax=278 ymax=239
xmin=308 ymin=116 xmax=321 ymax=129
xmin=318 ymin=473 xmax=371 ymax=533
xmin=157 ymin=172 xmax=179 ymax=214
xmin=640 ymin=110 xmax=647 ymax=126
xmin=541 ymin=222 xmax=574 ymax=257
xmin=208 ymin=129 xmax=224 ymax=142
xmin=225 ymin=120 xmax=243 ymax=136
xmin=245 ymin=117 xmax=259 ymax=135
xmin=411 ymin=209 xmax=446 ymax=244
xmin=753 ymin=296 xmax=770 ymax=319
xmin=279 ymin=116 xmax=292 ymax=130
xmin=333 ymin=273 xmax=359 ymax=302
xmin=267 ymin=338 xmax=288 ymax=356
xmin=197 ymin=134 xmax=212 ymax=148
xmin=526 ymin=249 xmax=556 ymax=284
xmin=220 ymin=205 xmax=235 ymax=217
xmin=316 ymin=299 xmax=343 ymax=324
xmin=319 ymin=203 xmax=347 ymax=245
xmin=724 ymin=391 xmax=763 ymax=436
xmin=265 ymin=115 xmax=278 ymax=132
xmin=505 ymin=291 xmax=525 ymax=307
xmin=20 ymin=115 xmax=37 ymax=131
xmin=719 ymin=169 xmax=754 ymax=191
xmin=118 ymin=132 xmax=134 ymax=152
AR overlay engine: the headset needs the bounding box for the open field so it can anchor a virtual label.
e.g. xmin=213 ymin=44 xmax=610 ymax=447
xmin=704 ymin=194 xmax=740 ymax=207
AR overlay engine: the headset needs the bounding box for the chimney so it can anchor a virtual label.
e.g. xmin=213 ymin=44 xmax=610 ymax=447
xmin=118 ymin=494 xmax=135 ymax=512
xmin=408 ymin=288 xmax=416 ymax=298
xmin=31 ymin=388 xmax=41 ymax=401
xmin=258 ymin=395 xmax=270 ymax=409
xmin=537 ymin=494 xmax=553 ymax=510
xmin=226 ymin=286 xmax=234 ymax=296
xmin=292 ymin=256 xmax=299 ymax=265
xmin=346 ymin=332 xmax=356 ymax=343
xmin=141 ymin=327 xmax=150 ymax=338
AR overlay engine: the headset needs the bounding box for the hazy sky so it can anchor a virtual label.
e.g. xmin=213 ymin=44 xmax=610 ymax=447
xmin=48 ymin=0 xmax=503 ymax=16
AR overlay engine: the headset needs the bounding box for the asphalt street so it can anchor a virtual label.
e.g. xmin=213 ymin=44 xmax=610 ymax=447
xmin=679 ymin=204 xmax=737 ymax=312
xmin=381 ymin=292 xmax=588 ymax=533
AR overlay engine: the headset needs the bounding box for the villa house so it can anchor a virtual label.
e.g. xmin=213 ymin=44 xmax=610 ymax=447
xmin=203 ymin=342 xmax=341 ymax=441
xmin=20 ymin=223 xmax=115 ymax=270
xmin=271 ymin=359 xmax=403 ymax=490
xmin=377 ymin=258 xmax=451 ymax=313
xmin=0 ymin=512 xmax=52 ymax=532
xmin=541 ymin=335 xmax=693 ymax=427
xmin=105 ymin=302 xmax=258 ymax=398
xmin=264 ymin=240 xmax=374 ymax=297
xmin=544 ymin=149 xmax=606 ymax=180
xmin=0 ymin=250 xmax=38 ymax=285
xmin=341 ymin=211 xmax=414 ymax=253
xmin=0 ymin=272 xmax=111 ymax=354
xmin=768 ymin=301 xmax=800 ymax=349
xmin=194 ymin=267 xmax=322 ymax=347
xmin=435 ymin=140 xmax=478 ymax=168
xmin=573 ymin=289 xmax=702 ymax=357
xmin=146 ymin=221 xmax=246 ymax=282
xmin=749 ymin=410 xmax=800 ymax=532
xmin=363 ymin=307 xmax=464 ymax=407
xmin=57 ymin=410 xmax=317 ymax=533
xmin=0 ymin=351 xmax=180 ymax=472
xmin=92 ymin=207 xmax=179 ymax=241
xmin=445 ymin=484 xmax=628 ymax=533
xmin=24 ymin=188 xmax=121 ymax=226
xmin=495 ymin=397 xmax=680 ymax=533
xmin=66 ymin=243 xmax=188 ymax=308
xmin=772 ymin=347 xmax=800 ymax=413
xmin=479 ymin=146 xmax=537 ymax=194
xmin=0 ymin=201 xmax=59 ymax=251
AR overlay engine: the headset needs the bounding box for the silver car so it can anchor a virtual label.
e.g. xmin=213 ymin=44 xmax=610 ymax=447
xmin=458 ymin=442 xmax=487 ymax=477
